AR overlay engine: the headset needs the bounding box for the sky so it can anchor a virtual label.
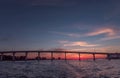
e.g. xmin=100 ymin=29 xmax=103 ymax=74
xmin=0 ymin=0 xmax=120 ymax=52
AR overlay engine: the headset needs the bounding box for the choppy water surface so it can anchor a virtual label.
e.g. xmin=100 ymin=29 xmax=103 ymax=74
xmin=0 ymin=60 xmax=120 ymax=78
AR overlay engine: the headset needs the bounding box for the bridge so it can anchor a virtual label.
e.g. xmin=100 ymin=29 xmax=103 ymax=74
xmin=0 ymin=50 xmax=120 ymax=61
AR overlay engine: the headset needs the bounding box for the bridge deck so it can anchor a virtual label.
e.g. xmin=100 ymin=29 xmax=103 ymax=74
xmin=0 ymin=50 xmax=120 ymax=61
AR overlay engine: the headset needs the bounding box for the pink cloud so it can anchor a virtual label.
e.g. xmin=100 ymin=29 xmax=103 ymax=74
xmin=86 ymin=28 xmax=117 ymax=37
xmin=53 ymin=27 xmax=120 ymax=41
xmin=59 ymin=40 xmax=99 ymax=47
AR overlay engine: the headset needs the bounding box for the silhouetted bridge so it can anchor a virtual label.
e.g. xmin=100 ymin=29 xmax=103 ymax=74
xmin=0 ymin=51 xmax=120 ymax=61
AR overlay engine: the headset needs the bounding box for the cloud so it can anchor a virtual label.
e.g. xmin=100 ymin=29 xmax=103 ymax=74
xmin=67 ymin=46 xmax=120 ymax=52
xmin=84 ymin=27 xmax=120 ymax=41
xmin=59 ymin=40 xmax=99 ymax=47
xmin=53 ymin=27 xmax=119 ymax=37
xmin=86 ymin=28 xmax=118 ymax=37
xmin=99 ymin=35 xmax=120 ymax=41
xmin=52 ymin=27 xmax=120 ymax=42
xmin=88 ymin=27 xmax=120 ymax=41
xmin=51 ymin=31 xmax=80 ymax=37
xmin=58 ymin=40 xmax=69 ymax=44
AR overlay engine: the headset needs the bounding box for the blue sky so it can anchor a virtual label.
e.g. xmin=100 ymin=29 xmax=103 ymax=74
xmin=0 ymin=0 xmax=120 ymax=52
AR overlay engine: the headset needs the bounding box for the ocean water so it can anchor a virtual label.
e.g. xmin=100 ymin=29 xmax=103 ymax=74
xmin=0 ymin=60 xmax=120 ymax=78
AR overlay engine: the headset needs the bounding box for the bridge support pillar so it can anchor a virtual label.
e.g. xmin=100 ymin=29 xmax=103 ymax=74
xmin=93 ymin=53 xmax=96 ymax=61
xmin=65 ymin=52 xmax=66 ymax=61
xmin=51 ymin=52 xmax=53 ymax=61
xmin=79 ymin=53 xmax=81 ymax=61
xmin=25 ymin=52 xmax=28 ymax=61
xmin=12 ymin=52 xmax=16 ymax=61
xmin=0 ymin=53 xmax=3 ymax=61
xmin=38 ymin=52 xmax=40 ymax=61
xmin=107 ymin=54 xmax=111 ymax=60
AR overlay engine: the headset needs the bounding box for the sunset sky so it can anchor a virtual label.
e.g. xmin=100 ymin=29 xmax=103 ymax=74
xmin=0 ymin=0 xmax=120 ymax=53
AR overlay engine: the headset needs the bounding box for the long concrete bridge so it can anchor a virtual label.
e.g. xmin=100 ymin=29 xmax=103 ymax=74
xmin=0 ymin=50 xmax=119 ymax=61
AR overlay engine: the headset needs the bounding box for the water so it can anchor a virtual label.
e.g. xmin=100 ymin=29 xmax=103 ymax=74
xmin=0 ymin=60 xmax=120 ymax=78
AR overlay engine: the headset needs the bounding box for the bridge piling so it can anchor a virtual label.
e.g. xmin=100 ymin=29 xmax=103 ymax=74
xmin=79 ymin=53 xmax=81 ymax=61
xmin=93 ymin=53 xmax=96 ymax=61
xmin=51 ymin=52 xmax=53 ymax=61
xmin=12 ymin=52 xmax=16 ymax=61
xmin=107 ymin=54 xmax=111 ymax=60
xmin=38 ymin=52 xmax=40 ymax=61
xmin=25 ymin=52 xmax=28 ymax=61
xmin=0 ymin=53 xmax=3 ymax=61
xmin=65 ymin=52 xmax=66 ymax=61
